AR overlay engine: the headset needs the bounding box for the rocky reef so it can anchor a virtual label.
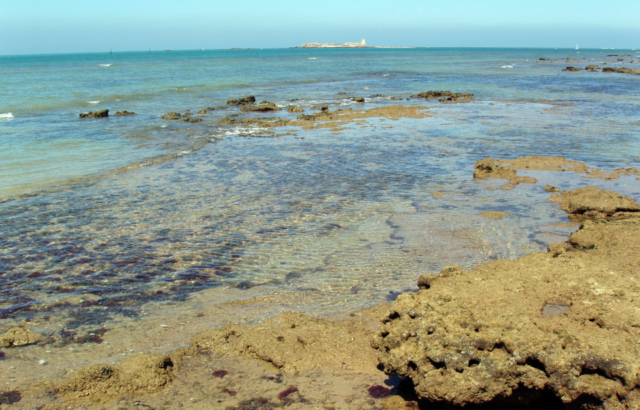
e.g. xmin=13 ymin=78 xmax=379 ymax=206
xmin=410 ymin=91 xmax=475 ymax=104
xmin=373 ymin=186 xmax=640 ymax=409
xmin=79 ymin=109 xmax=108 ymax=118
xmin=227 ymin=96 xmax=256 ymax=106
xmin=114 ymin=110 xmax=136 ymax=117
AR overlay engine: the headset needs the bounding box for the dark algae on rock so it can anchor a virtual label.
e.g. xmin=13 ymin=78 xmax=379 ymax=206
xmin=373 ymin=185 xmax=640 ymax=409
xmin=410 ymin=91 xmax=474 ymax=103
xmin=79 ymin=109 xmax=109 ymax=118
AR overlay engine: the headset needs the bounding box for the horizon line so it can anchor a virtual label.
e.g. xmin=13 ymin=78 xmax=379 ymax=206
xmin=1 ymin=46 xmax=637 ymax=58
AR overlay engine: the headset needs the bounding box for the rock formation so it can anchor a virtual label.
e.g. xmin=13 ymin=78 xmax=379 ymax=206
xmin=227 ymin=96 xmax=256 ymax=106
xmin=56 ymin=355 xmax=175 ymax=402
xmin=162 ymin=112 xmax=181 ymax=120
xmin=373 ymin=187 xmax=640 ymax=409
xmin=114 ymin=110 xmax=136 ymax=117
xmin=79 ymin=109 xmax=109 ymax=118
xmin=0 ymin=328 xmax=43 ymax=348
xmin=411 ymin=91 xmax=475 ymax=104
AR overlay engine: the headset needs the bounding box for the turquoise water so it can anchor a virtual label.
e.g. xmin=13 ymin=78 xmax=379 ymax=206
xmin=1 ymin=48 xmax=640 ymax=326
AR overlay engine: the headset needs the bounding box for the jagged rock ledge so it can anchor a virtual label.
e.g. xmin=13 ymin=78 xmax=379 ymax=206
xmin=373 ymin=186 xmax=640 ymax=409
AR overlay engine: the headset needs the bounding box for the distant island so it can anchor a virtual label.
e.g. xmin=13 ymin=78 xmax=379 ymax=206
xmin=297 ymin=39 xmax=371 ymax=48
xmin=290 ymin=39 xmax=414 ymax=49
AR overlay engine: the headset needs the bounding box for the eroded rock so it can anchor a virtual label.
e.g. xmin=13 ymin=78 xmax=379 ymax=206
xmin=373 ymin=193 xmax=640 ymax=409
xmin=0 ymin=328 xmax=43 ymax=348
xmin=56 ymin=354 xmax=174 ymax=402
xmin=410 ymin=91 xmax=474 ymax=103
xmin=240 ymin=102 xmax=281 ymax=112
xmin=473 ymin=158 xmax=537 ymax=185
xmin=113 ymin=110 xmax=136 ymax=117
xmin=162 ymin=112 xmax=181 ymax=120
xmin=79 ymin=109 xmax=109 ymax=118
xmin=548 ymin=186 xmax=640 ymax=221
xmin=227 ymin=96 xmax=256 ymax=106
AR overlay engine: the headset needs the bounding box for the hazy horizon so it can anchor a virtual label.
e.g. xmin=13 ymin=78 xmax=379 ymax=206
xmin=2 ymin=0 xmax=639 ymax=56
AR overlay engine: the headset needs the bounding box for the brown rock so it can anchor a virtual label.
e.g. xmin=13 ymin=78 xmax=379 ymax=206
xmin=373 ymin=209 xmax=640 ymax=409
xmin=197 ymin=109 xmax=207 ymax=114
xmin=602 ymin=67 xmax=640 ymax=75
xmin=57 ymin=354 xmax=174 ymax=402
xmin=286 ymin=106 xmax=304 ymax=113
xmin=0 ymin=328 xmax=43 ymax=348
xmin=353 ymin=97 xmax=365 ymax=103
xmin=79 ymin=109 xmax=109 ymax=118
xmin=563 ymin=66 xmax=582 ymax=72
xmin=548 ymin=186 xmax=640 ymax=221
xmin=473 ymin=158 xmax=537 ymax=185
xmin=410 ymin=91 xmax=474 ymax=103
xmin=113 ymin=110 xmax=136 ymax=117
xmin=161 ymin=112 xmax=181 ymax=120
xmin=181 ymin=117 xmax=202 ymax=123
xmin=240 ymin=102 xmax=281 ymax=112
xmin=544 ymin=185 xmax=560 ymax=192
xmin=227 ymin=96 xmax=256 ymax=106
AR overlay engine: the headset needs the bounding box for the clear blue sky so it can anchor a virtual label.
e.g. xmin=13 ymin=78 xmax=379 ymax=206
xmin=2 ymin=0 xmax=639 ymax=55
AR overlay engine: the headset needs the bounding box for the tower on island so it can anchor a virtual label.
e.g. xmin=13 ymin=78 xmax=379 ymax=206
xmin=361 ymin=39 xmax=366 ymax=45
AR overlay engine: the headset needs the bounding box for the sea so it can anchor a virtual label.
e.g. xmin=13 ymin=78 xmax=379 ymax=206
xmin=1 ymin=48 xmax=639 ymax=395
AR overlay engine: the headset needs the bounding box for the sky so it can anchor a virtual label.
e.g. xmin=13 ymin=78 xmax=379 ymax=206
xmin=2 ymin=0 xmax=639 ymax=55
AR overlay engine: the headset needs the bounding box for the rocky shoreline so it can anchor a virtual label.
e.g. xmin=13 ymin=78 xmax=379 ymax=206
xmin=3 ymin=156 xmax=640 ymax=409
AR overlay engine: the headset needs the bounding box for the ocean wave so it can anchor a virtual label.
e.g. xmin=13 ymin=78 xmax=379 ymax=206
xmin=87 ymin=101 xmax=100 ymax=104
xmin=0 ymin=113 xmax=14 ymax=120
xmin=98 ymin=64 xmax=113 ymax=67
xmin=501 ymin=65 xmax=514 ymax=68
xmin=308 ymin=57 xmax=317 ymax=60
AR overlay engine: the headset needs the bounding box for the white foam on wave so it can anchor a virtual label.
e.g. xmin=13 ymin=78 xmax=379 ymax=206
xmin=308 ymin=57 xmax=317 ymax=60
xmin=87 ymin=101 xmax=100 ymax=104
xmin=501 ymin=65 xmax=514 ymax=68
xmin=0 ymin=113 xmax=14 ymax=120
xmin=98 ymin=64 xmax=112 ymax=67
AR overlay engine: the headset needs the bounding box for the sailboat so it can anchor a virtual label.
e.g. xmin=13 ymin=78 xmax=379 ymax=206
xmin=149 ymin=48 xmax=151 ymax=53
xmin=576 ymin=44 xmax=579 ymax=50
xmin=110 ymin=48 xmax=112 ymax=54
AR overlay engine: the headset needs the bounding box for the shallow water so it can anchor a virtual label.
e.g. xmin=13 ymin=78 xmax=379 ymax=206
xmin=1 ymin=48 xmax=640 ymax=401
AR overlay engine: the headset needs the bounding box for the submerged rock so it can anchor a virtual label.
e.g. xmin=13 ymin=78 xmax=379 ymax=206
xmin=602 ymin=67 xmax=640 ymax=75
xmin=161 ymin=112 xmax=181 ymax=120
xmin=113 ymin=110 xmax=136 ymax=117
xmin=79 ymin=109 xmax=109 ymax=118
xmin=0 ymin=328 xmax=43 ymax=348
xmin=473 ymin=158 xmax=537 ymax=185
xmin=181 ymin=116 xmax=202 ymax=123
xmin=373 ymin=189 xmax=640 ymax=409
xmin=240 ymin=102 xmax=281 ymax=112
xmin=286 ymin=106 xmax=304 ymax=113
xmin=410 ymin=91 xmax=474 ymax=102
xmin=353 ymin=97 xmax=365 ymax=103
xmin=439 ymin=94 xmax=474 ymax=104
xmin=227 ymin=95 xmax=256 ymax=106
xmin=563 ymin=66 xmax=582 ymax=72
